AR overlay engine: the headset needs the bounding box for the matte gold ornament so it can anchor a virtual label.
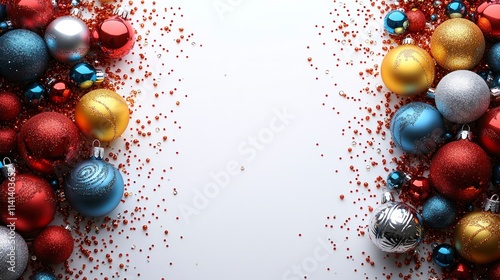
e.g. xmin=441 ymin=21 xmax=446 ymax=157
xmin=430 ymin=18 xmax=485 ymax=70
xmin=75 ymin=89 xmax=130 ymax=142
xmin=381 ymin=38 xmax=435 ymax=96
xmin=454 ymin=196 xmax=500 ymax=264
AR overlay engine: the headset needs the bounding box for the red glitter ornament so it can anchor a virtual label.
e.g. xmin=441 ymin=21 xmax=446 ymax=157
xmin=0 ymin=91 xmax=21 ymax=122
xmin=0 ymin=174 xmax=56 ymax=233
xmin=406 ymin=9 xmax=426 ymax=33
xmin=47 ymin=80 xmax=72 ymax=104
xmin=477 ymin=1 xmax=500 ymax=37
xmin=430 ymin=136 xmax=492 ymax=203
xmin=0 ymin=127 xmax=17 ymax=155
xmin=478 ymin=107 xmax=500 ymax=157
xmin=33 ymin=226 xmax=74 ymax=264
xmin=6 ymin=0 xmax=55 ymax=30
xmin=92 ymin=8 xmax=135 ymax=59
xmin=408 ymin=176 xmax=431 ymax=203
xmin=18 ymin=112 xmax=81 ymax=174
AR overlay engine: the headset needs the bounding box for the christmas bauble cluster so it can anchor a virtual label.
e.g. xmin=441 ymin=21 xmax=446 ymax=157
xmin=370 ymin=1 xmax=500 ymax=278
xmin=0 ymin=1 xmax=133 ymax=278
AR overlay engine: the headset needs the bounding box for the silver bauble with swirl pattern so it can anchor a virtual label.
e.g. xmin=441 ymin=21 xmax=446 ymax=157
xmin=0 ymin=225 xmax=29 ymax=280
xmin=368 ymin=201 xmax=424 ymax=253
xmin=64 ymin=157 xmax=124 ymax=217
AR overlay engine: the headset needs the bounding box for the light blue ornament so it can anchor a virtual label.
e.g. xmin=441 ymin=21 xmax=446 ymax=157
xmin=64 ymin=141 xmax=124 ymax=217
xmin=390 ymin=102 xmax=445 ymax=154
xmin=30 ymin=271 xmax=57 ymax=280
xmin=422 ymin=195 xmax=456 ymax=229
xmin=384 ymin=10 xmax=409 ymax=35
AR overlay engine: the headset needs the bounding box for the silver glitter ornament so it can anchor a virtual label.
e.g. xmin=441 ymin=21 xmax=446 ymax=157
xmin=44 ymin=15 xmax=90 ymax=63
xmin=368 ymin=193 xmax=424 ymax=253
xmin=0 ymin=226 xmax=29 ymax=280
xmin=434 ymin=70 xmax=490 ymax=124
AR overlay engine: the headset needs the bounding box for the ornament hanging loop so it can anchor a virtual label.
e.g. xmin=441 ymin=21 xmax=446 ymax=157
xmin=91 ymin=140 xmax=104 ymax=160
xmin=484 ymin=194 xmax=500 ymax=213
xmin=1 ymin=157 xmax=15 ymax=177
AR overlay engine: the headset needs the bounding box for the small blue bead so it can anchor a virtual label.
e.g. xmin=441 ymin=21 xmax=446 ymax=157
xmin=431 ymin=14 xmax=438 ymax=21
xmin=384 ymin=10 xmax=408 ymax=35
xmin=446 ymin=1 xmax=466 ymax=18
xmin=387 ymin=171 xmax=406 ymax=190
xmin=70 ymin=62 xmax=97 ymax=89
xmin=433 ymin=243 xmax=458 ymax=268
xmin=23 ymin=82 xmax=46 ymax=106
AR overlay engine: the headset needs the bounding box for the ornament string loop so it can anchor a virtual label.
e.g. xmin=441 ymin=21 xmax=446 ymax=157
xmin=2 ymin=157 xmax=11 ymax=166
xmin=91 ymin=140 xmax=104 ymax=160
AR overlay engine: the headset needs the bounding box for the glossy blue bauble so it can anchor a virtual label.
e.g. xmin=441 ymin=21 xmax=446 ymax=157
xmin=64 ymin=158 xmax=124 ymax=217
xmin=390 ymin=102 xmax=445 ymax=154
xmin=422 ymin=195 xmax=456 ymax=229
xmin=446 ymin=1 xmax=466 ymax=18
xmin=30 ymin=271 xmax=57 ymax=280
xmin=387 ymin=171 xmax=407 ymax=190
xmin=433 ymin=243 xmax=458 ymax=268
xmin=0 ymin=29 xmax=49 ymax=83
xmin=384 ymin=10 xmax=408 ymax=35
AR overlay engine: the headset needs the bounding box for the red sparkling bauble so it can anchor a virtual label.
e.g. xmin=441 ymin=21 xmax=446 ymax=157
xmin=430 ymin=140 xmax=492 ymax=203
xmin=406 ymin=9 xmax=426 ymax=33
xmin=478 ymin=107 xmax=500 ymax=157
xmin=0 ymin=91 xmax=21 ymax=122
xmin=408 ymin=176 xmax=431 ymax=202
xmin=18 ymin=112 xmax=81 ymax=174
xmin=33 ymin=226 xmax=74 ymax=264
xmin=92 ymin=15 xmax=135 ymax=59
xmin=0 ymin=174 xmax=56 ymax=233
xmin=47 ymin=80 xmax=72 ymax=104
xmin=6 ymin=0 xmax=55 ymax=30
xmin=0 ymin=127 xmax=17 ymax=155
xmin=477 ymin=1 xmax=500 ymax=37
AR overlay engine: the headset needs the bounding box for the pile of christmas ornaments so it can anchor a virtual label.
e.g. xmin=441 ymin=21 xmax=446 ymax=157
xmin=369 ymin=0 xmax=500 ymax=279
xmin=0 ymin=0 xmax=134 ymax=279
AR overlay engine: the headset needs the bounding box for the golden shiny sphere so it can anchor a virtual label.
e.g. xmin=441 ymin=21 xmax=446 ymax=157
xmin=381 ymin=44 xmax=435 ymax=96
xmin=454 ymin=212 xmax=500 ymax=264
xmin=75 ymin=89 xmax=130 ymax=142
xmin=430 ymin=18 xmax=485 ymax=70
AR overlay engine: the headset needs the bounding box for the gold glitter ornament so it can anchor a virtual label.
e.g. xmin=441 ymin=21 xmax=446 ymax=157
xmin=75 ymin=89 xmax=130 ymax=142
xmin=381 ymin=37 xmax=435 ymax=96
xmin=454 ymin=195 xmax=500 ymax=265
xmin=430 ymin=18 xmax=485 ymax=71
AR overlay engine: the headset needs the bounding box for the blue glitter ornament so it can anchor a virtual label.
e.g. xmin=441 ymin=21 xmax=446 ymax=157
xmin=433 ymin=243 xmax=458 ymax=268
xmin=0 ymin=29 xmax=49 ymax=83
xmin=390 ymin=102 xmax=445 ymax=154
xmin=23 ymin=82 xmax=46 ymax=106
xmin=30 ymin=271 xmax=57 ymax=280
xmin=387 ymin=171 xmax=407 ymax=190
xmin=422 ymin=195 xmax=456 ymax=229
xmin=64 ymin=141 xmax=124 ymax=217
xmin=488 ymin=43 xmax=500 ymax=73
xmin=447 ymin=1 xmax=466 ymax=18
xmin=69 ymin=62 xmax=104 ymax=89
xmin=384 ymin=10 xmax=409 ymax=35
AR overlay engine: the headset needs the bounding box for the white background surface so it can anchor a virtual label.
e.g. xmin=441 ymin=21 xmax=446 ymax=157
xmin=47 ymin=0 xmax=438 ymax=279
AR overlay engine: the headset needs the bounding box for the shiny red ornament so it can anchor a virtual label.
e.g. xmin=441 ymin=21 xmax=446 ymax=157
xmin=0 ymin=91 xmax=21 ymax=122
xmin=478 ymin=107 xmax=500 ymax=156
xmin=33 ymin=226 xmax=74 ymax=264
xmin=0 ymin=127 xmax=17 ymax=155
xmin=47 ymin=80 xmax=72 ymax=104
xmin=6 ymin=0 xmax=55 ymax=30
xmin=0 ymin=174 xmax=56 ymax=233
xmin=18 ymin=112 xmax=81 ymax=174
xmin=430 ymin=139 xmax=492 ymax=203
xmin=477 ymin=1 xmax=500 ymax=37
xmin=92 ymin=12 xmax=135 ymax=59
xmin=408 ymin=176 xmax=431 ymax=202
xmin=406 ymin=9 xmax=426 ymax=33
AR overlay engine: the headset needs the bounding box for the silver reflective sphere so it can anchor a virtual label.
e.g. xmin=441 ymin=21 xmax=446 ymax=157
xmin=434 ymin=70 xmax=490 ymax=124
xmin=0 ymin=226 xmax=29 ymax=280
xmin=44 ymin=16 xmax=90 ymax=63
xmin=368 ymin=202 xmax=424 ymax=253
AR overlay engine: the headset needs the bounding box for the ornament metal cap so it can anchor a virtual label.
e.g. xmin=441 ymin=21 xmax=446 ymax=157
xmin=70 ymin=7 xmax=83 ymax=18
xmin=114 ymin=7 xmax=130 ymax=20
xmin=457 ymin=125 xmax=472 ymax=141
xmin=91 ymin=140 xmax=105 ymax=160
xmin=401 ymin=36 xmax=415 ymax=45
xmin=95 ymin=69 xmax=105 ymax=84
xmin=484 ymin=194 xmax=500 ymax=213
xmin=1 ymin=157 xmax=15 ymax=178
xmin=381 ymin=191 xmax=395 ymax=204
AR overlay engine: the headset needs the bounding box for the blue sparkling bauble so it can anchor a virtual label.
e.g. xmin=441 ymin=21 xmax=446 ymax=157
xmin=387 ymin=171 xmax=407 ymax=190
xmin=433 ymin=243 xmax=458 ymax=268
xmin=492 ymin=164 xmax=500 ymax=185
xmin=64 ymin=158 xmax=124 ymax=216
xmin=23 ymin=82 xmax=46 ymax=106
xmin=422 ymin=195 xmax=456 ymax=229
xmin=447 ymin=1 xmax=466 ymax=18
xmin=30 ymin=271 xmax=57 ymax=280
xmin=69 ymin=62 xmax=98 ymax=89
xmin=488 ymin=43 xmax=500 ymax=73
xmin=0 ymin=4 xmax=6 ymax=22
xmin=0 ymin=29 xmax=49 ymax=83
xmin=390 ymin=102 xmax=445 ymax=154
xmin=384 ymin=10 xmax=408 ymax=35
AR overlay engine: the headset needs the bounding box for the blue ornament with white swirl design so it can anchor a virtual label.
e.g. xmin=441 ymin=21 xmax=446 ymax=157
xmin=64 ymin=141 xmax=124 ymax=217
xmin=390 ymin=102 xmax=445 ymax=154
xmin=368 ymin=192 xmax=424 ymax=253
